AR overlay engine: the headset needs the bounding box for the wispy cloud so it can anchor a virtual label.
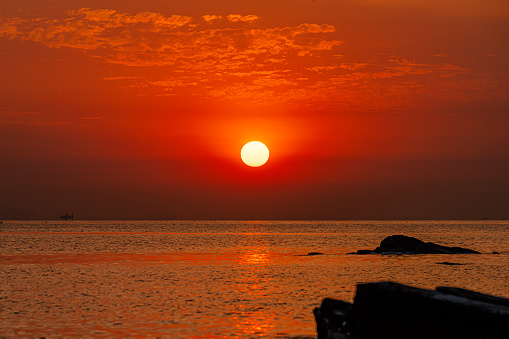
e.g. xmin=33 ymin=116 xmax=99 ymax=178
xmin=0 ymin=8 xmax=485 ymax=108
xmin=0 ymin=9 xmax=340 ymax=68
xmin=226 ymin=14 xmax=259 ymax=23
xmin=80 ymin=116 xmax=108 ymax=120
xmin=202 ymin=15 xmax=223 ymax=24
xmin=102 ymin=76 xmax=140 ymax=81
xmin=0 ymin=108 xmax=71 ymax=126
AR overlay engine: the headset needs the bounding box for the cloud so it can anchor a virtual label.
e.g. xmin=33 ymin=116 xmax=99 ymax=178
xmin=102 ymin=76 xmax=139 ymax=80
xmin=80 ymin=116 xmax=108 ymax=120
xmin=226 ymin=14 xmax=259 ymax=23
xmin=202 ymin=15 xmax=223 ymax=24
xmin=0 ymin=9 xmax=194 ymax=55
xmin=67 ymin=8 xmax=194 ymax=29
xmin=0 ymin=10 xmax=341 ymax=69
xmin=0 ymin=108 xmax=71 ymax=126
xmin=0 ymin=9 xmax=482 ymax=108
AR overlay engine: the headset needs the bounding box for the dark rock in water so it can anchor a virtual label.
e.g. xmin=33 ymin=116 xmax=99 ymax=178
xmin=354 ymin=234 xmax=480 ymax=255
xmin=436 ymin=261 xmax=466 ymax=265
xmin=353 ymin=249 xmax=373 ymax=255
xmin=435 ymin=286 xmax=509 ymax=308
xmin=313 ymin=298 xmax=354 ymax=339
xmin=314 ymin=281 xmax=509 ymax=339
xmin=297 ymin=252 xmax=325 ymax=256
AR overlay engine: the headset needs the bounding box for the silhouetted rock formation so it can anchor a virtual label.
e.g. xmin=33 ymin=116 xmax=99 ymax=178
xmin=314 ymin=281 xmax=509 ymax=339
xmin=351 ymin=234 xmax=480 ymax=255
xmin=436 ymin=261 xmax=466 ymax=265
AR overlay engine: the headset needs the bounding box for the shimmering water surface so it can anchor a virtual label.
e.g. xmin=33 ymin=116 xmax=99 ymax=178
xmin=1 ymin=220 xmax=508 ymax=338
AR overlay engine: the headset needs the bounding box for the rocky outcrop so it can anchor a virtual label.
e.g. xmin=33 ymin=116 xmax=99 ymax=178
xmin=352 ymin=234 xmax=480 ymax=255
xmin=314 ymin=281 xmax=509 ymax=339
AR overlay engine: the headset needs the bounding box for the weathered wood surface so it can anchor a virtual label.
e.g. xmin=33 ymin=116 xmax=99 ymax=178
xmin=314 ymin=281 xmax=509 ymax=339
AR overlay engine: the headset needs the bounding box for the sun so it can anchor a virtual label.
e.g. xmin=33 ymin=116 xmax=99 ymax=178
xmin=241 ymin=141 xmax=269 ymax=167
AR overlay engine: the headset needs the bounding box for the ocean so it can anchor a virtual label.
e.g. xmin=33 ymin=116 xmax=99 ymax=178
xmin=1 ymin=220 xmax=508 ymax=338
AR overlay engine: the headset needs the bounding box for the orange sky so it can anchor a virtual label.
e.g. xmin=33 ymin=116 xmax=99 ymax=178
xmin=1 ymin=0 xmax=508 ymax=219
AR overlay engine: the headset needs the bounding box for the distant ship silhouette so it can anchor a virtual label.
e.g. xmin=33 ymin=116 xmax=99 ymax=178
xmin=60 ymin=212 xmax=74 ymax=220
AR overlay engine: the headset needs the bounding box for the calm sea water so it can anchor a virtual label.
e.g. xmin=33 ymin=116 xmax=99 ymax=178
xmin=1 ymin=220 xmax=508 ymax=338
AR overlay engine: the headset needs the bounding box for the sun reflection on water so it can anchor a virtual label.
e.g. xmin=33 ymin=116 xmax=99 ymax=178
xmin=240 ymin=251 xmax=270 ymax=265
xmin=232 ymin=248 xmax=278 ymax=337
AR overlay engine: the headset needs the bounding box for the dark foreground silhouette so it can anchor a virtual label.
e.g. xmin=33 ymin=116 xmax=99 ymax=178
xmin=314 ymin=281 xmax=509 ymax=339
xmin=351 ymin=234 xmax=481 ymax=254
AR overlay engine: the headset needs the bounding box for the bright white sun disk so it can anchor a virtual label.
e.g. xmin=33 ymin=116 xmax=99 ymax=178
xmin=241 ymin=141 xmax=269 ymax=167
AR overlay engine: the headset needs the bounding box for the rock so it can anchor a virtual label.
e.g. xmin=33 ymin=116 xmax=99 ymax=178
xmin=297 ymin=252 xmax=325 ymax=256
xmin=353 ymin=249 xmax=373 ymax=255
xmin=314 ymin=281 xmax=509 ymax=339
xmin=354 ymin=235 xmax=480 ymax=255
xmin=313 ymin=298 xmax=354 ymax=339
xmin=436 ymin=262 xmax=466 ymax=265
xmin=435 ymin=286 xmax=509 ymax=308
